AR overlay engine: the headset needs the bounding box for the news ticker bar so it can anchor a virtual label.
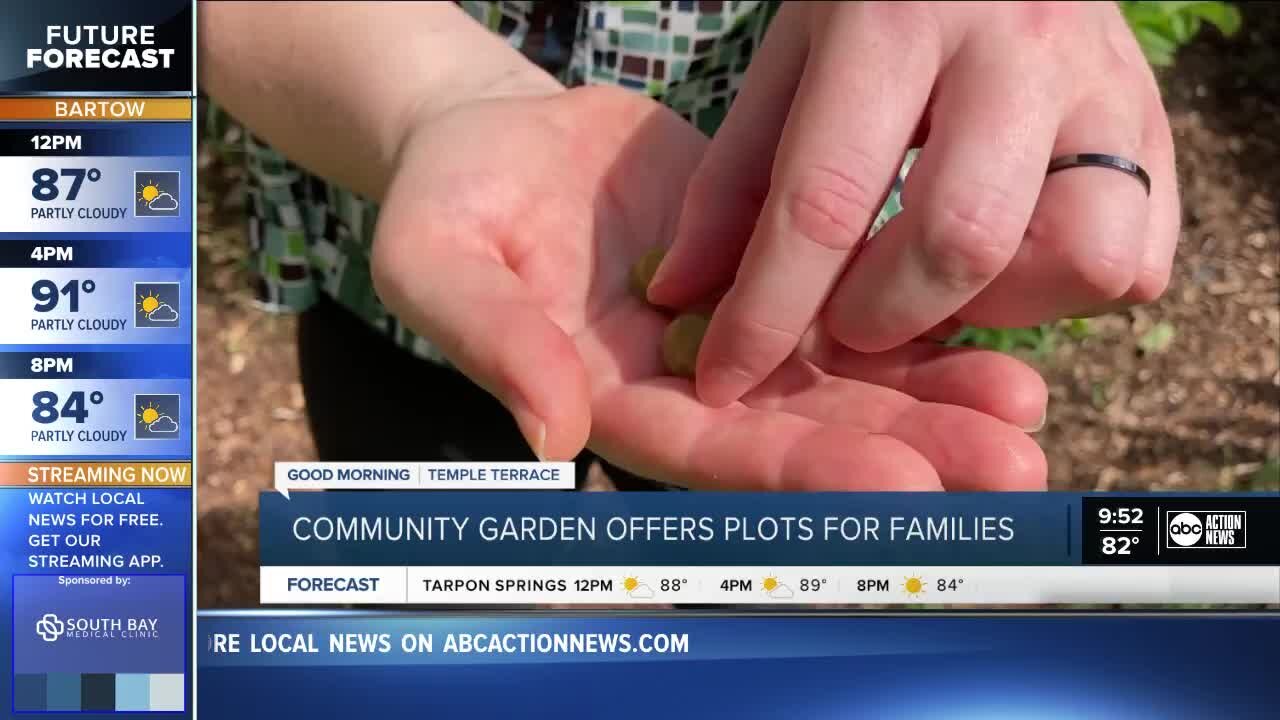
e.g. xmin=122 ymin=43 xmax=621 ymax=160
xmin=260 ymin=565 xmax=1280 ymax=605
xmin=196 ymin=616 xmax=1279 ymax=718
xmin=259 ymin=490 xmax=1280 ymax=567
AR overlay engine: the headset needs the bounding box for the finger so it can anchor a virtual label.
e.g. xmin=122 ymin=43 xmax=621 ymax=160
xmin=804 ymin=334 xmax=1048 ymax=431
xmin=646 ymin=4 xmax=809 ymax=308
xmin=590 ymin=378 xmax=943 ymax=491
xmin=921 ymin=317 xmax=966 ymax=343
xmin=825 ymin=39 xmax=1060 ymax=352
xmin=1122 ymin=99 xmax=1180 ymax=304
xmin=575 ymin=301 xmax=940 ymax=490
xmin=1077 ymin=98 xmax=1181 ymax=315
xmin=371 ymin=237 xmax=591 ymax=462
xmin=954 ymin=95 xmax=1151 ymax=327
xmin=694 ymin=4 xmax=942 ymax=407
xmin=744 ymin=360 xmax=1048 ymax=491
xmin=885 ymin=403 xmax=1048 ymax=491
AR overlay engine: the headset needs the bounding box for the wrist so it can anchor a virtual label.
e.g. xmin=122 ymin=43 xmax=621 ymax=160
xmin=393 ymin=63 xmax=564 ymax=171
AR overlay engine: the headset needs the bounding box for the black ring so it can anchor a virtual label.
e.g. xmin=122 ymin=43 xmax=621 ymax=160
xmin=1046 ymin=153 xmax=1151 ymax=195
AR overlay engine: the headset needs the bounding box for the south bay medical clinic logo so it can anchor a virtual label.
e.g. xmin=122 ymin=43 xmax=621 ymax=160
xmin=36 ymin=614 xmax=64 ymax=643
xmin=1166 ymin=510 xmax=1247 ymax=549
xmin=34 ymin=612 xmax=160 ymax=644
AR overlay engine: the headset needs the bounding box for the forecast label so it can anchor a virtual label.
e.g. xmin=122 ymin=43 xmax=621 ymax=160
xmin=257 ymin=565 xmax=1280 ymax=605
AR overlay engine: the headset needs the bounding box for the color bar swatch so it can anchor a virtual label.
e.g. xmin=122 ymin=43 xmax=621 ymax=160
xmin=13 ymin=673 xmax=184 ymax=712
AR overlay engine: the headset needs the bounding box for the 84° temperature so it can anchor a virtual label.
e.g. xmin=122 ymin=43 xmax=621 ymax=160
xmin=32 ymin=391 xmax=104 ymax=424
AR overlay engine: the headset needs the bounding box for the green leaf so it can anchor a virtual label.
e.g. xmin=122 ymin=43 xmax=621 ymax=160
xmin=1181 ymin=2 xmax=1242 ymax=36
xmin=1063 ymin=318 xmax=1094 ymax=340
xmin=1169 ymin=12 xmax=1200 ymax=44
xmin=1137 ymin=321 xmax=1177 ymax=354
xmin=1131 ymin=26 xmax=1179 ymax=66
xmin=1119 ymin=1 xmax=1242 ymax=66
xmin=1151 ymin=1 xmax=1212 ymax=15
xmin=996 ymin=331 xmax=1014 ymax=354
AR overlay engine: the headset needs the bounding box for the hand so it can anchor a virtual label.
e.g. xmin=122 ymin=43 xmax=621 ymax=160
xmin=649 ymin=1 xmax=1179 ymax=407
xmin=371 ymin=86 xmax=1047 ymax=490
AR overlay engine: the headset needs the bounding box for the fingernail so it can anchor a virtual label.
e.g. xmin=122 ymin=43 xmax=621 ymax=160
xmin=696 ymin=366 xmax=750 ymax=408
xmin=513 ymin=410 xmax=548 ymax=461
xmin=646 ymin=262 xmax=673 ymax=301
xmin=1022 ymin=408 xmax=1047 ymax=434
xmin=529 ymin=421 xmax=547 ymax=461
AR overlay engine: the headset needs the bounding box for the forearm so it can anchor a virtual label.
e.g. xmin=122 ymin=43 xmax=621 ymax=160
xmin=198 ymin=1 xmax=562 ymax=200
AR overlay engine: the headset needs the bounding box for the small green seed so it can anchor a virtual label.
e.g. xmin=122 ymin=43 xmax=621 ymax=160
xmin=662 ymin=312 xmax=711 ymax=378
xmin=629 ymin=246 xmax=667 ymax=300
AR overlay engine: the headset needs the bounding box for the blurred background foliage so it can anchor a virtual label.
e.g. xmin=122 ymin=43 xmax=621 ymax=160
xmin=1121 ymin=1 xmax=1242 ymax=66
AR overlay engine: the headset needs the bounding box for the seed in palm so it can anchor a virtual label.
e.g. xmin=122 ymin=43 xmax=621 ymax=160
xmin=662 ymin=312 xmax=711 ymax=378
xmin=629 ymin=246 xmax=667 ymax=300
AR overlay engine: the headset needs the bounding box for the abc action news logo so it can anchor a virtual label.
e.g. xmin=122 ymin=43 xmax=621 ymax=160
xmin=1166 ymin=510 xmax=1247 ymax=550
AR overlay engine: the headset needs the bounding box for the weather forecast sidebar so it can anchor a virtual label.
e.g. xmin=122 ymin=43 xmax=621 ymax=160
xmin=0 ymin=2 xmax=195 ymax=717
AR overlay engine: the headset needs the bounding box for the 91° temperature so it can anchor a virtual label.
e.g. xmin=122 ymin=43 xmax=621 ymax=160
xmin=33 ymin=279 xmax=94 ymax=312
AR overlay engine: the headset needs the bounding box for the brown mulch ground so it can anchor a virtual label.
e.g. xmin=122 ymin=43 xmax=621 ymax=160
xmin=196 ymin=7 xmax=1280 ymax=608
xmin=1037 ymin=6 xmax=1280 ymax=491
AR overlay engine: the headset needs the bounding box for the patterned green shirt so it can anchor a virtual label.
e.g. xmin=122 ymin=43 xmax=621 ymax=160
xmin=231 ymin=1 xmax=912 ymax=364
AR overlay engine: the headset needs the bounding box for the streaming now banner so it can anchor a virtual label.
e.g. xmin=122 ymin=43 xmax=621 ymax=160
xmin=197 ymin=613 xmax=1280 ymax=719
xmin=0 ymin=486 xmax=192 ymax=716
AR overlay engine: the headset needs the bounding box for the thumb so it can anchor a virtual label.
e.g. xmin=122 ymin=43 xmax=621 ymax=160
xmin=372 ymin=241 xmax=591 ymax=462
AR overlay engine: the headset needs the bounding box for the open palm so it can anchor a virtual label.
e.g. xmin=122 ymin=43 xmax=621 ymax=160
xmin=371 ymin=86 xmax=1046 ymax=491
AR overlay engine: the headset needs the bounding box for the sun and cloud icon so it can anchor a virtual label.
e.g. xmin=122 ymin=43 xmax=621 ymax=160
xmin=135 ymin=394 xmax=181 ymax=440
xmin=146 ymin=191 xmax=178 ymax=210
xmin=134 ymin=171 xmax=180 ymax=217
xmin=138 ymin=291 xmax=178 ymax=322
xmin=135 ymin=282 xmax=181 ymax=328
xmin=762 ymin=575 xmax=794 ymax=599
xmin=623 ymin=576 xmax=654 ymax=599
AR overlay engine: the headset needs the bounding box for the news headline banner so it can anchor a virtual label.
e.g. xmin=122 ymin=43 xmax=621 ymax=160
xmin=261 ymin=492 xmax=1279 ymax=567
xmin=258 ymin=492 xmax=1279 ymax=605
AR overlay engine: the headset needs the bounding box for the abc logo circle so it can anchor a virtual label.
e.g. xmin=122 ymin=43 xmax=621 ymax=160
xmin=1168 ymin=512 xmax=1203 ymax=546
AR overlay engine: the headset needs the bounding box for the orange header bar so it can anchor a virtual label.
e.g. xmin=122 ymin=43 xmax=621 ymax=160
xmin=0 ymin=97 xmax=190 ymax=121
xmin=0 ymin=463 xmax=191 ymax=487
